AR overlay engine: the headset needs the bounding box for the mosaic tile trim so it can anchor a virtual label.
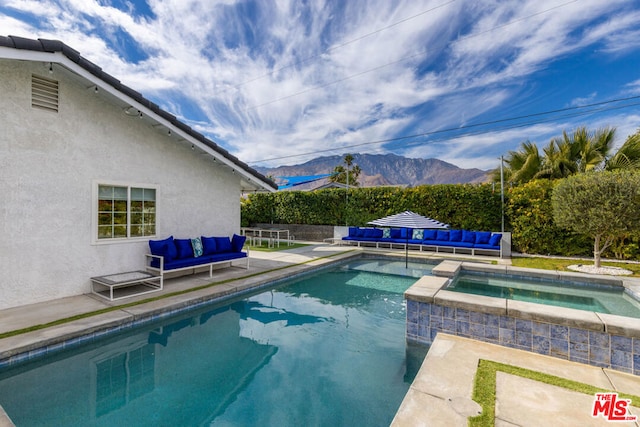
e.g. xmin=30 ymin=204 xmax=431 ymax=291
xmin=406 ymin=300 xmax=639 ymax=375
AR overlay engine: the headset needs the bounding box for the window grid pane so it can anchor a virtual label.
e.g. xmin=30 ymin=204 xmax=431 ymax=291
xmin=97 ymin=185 xmax=156 ymax=240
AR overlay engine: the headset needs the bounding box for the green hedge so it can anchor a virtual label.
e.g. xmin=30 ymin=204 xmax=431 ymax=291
xmin=241 ymin=182 xmax=639 ymax=260
xmin=242 ymin=184 xmax=502 ymax=231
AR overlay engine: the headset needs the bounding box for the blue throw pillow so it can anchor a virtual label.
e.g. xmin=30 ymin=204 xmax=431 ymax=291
xmin=231 ymin=234 xmax=247 ymax=252
xmin=475 ymin=231 xmax=492 ymax=244
xmin=201 ymin=236 xmax=217 ymax=254
xmin=149 ymin=236 xmax=177 ymax=261
xmin=356 ymin=228 xmax=366 ymax=237
xmin=191 ymin=237 xmax=203 ymax=258
xmin=436 ymin=230 xmax=449 ymax=241
xmin=400 ymin=228 xmax=410 ymax=239
xmin=382 ymin=228 xmax=391 ymax=238
xmin=215 ymin=236 xmax=232 ymax=253
xmin=423 ymin=229 xmax=436 ymax=240
xmin=449 ymin=229 xmax=462 ymax=242
xmin=174 ymin=238 xmax=194 ymax=259
xmin=412 ymin=229 xmax=424 ymax=240
xmin=390 ymin=228 xmax=401 ymax=239
xmin=489 ymin=233 xmax=502 ymax=246
xmin=462 ymin=230 xmax=476 ymax=243
xmin=372 ymin=228 xmax=383 ymax=238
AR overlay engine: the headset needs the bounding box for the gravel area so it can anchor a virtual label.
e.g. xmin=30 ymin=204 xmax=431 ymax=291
xmin=567 ymin=264 xmax=633 ymax=276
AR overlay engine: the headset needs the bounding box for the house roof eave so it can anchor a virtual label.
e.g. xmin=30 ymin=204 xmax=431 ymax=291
xmin=0 ymin=35 xmax=278 ymax=192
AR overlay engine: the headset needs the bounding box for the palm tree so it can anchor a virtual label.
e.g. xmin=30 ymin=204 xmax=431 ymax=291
xmin=495 ymin=126 xmax=620 ymax=184
xmin=537 ymin=137 xmax=576 ymax=179
xmin=494 ymin=140 xmax=542 ymax=184
xmin=606 ymin=129 xmax=640 ymax=171
xmin=330 ymin=154 xmax=362 ymax=186
xmin=572 ymin=126 xmax=616 ymax=172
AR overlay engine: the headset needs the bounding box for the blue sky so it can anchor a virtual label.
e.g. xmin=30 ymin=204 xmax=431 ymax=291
xmin=1 ymin=0 xmax=639 ymax=170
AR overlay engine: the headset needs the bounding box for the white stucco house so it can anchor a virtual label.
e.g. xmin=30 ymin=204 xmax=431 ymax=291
xmin=0 ymin=36 xmax=277 ymax=310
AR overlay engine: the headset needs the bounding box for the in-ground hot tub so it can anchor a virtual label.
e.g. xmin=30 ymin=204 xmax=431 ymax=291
xmin=405 ymin=261 xmax=640 ymax=374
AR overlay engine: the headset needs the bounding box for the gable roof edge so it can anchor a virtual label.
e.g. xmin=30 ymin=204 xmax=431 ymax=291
xmin=0 ymin=35 xmax=278 ymax=192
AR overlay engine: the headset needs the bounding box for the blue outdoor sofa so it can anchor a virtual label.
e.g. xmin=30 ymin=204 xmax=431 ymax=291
xmin=342 ymin=227 xmax=503 ymax=257
xmin=146 ymin=234 xmax=249 ymax=286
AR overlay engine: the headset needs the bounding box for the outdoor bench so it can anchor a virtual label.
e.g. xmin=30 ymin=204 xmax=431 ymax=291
xmin=341 ymin=227 xmax=503 ymax=257
xmin=146 ymin=234 xmax=249 ymax=286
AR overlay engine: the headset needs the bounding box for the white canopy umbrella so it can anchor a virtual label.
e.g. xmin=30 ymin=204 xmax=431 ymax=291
xmin=368 ymin=211 xmax=449 ymax=267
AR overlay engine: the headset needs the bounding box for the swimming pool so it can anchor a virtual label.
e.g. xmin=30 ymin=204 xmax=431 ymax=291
xmin=0 ymin=259 xmax=432 ymax=426
xmin=447 ymin=271 xmax=640 ymax=318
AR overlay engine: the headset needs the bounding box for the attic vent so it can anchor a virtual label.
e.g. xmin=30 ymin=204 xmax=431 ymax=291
xmin=32 ymin=74 xmax=59 ymax=112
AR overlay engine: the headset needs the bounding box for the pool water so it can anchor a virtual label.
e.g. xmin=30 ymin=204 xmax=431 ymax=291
xmin=0 ymin=259 xmax=432 ymax=427
xmin=448 ymin=272 xmax=640 ymax=318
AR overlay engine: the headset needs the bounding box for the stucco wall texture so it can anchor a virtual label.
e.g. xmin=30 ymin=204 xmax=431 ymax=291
xmin=0 ymin=60 xmax=241 ymax=310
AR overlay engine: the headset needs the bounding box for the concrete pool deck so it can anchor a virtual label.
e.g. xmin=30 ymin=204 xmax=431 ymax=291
xmin=2 ymin=243 xmax=640 ymax=426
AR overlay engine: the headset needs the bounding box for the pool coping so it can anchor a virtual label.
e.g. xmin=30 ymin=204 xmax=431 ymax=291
xmin=407 ymin=261 xmax=640 ymax=337
xmin=0 ymin=250 xmax=364 ymax=366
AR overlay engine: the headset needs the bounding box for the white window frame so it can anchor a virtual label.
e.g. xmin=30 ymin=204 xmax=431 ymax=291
xmin=92 ymin=181 xmax=159 ymax=244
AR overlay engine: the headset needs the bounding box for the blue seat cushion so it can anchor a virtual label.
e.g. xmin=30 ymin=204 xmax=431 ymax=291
xmin=489 ymin=233 xmax=502 ymax=246
xmin=149 ymin=236 xmax=177 ymax=262
xmin=436 ymin=230 xmax=449 ymax=241
xmin=231 ymin=234 xmax=247 ymax=252
xmin=449 ymin=229 xmax=462 ymax=242
xmin=462 ymin=230 xmax=476 ymax=243
xmin=215 ymin=236 xmax=233 ymax=253
xmin=164 ymin=252 xmax=247 ymax=270
xmin=201 ymin=236 xmax=217 ymax=255
xmin=474 ymin=243 xmax=500 ymax=250
xmin=447 ymin=241 xmax=474 ymax=248
xmin=423 ymin=229 xmax=437 ymax=240
xmin=174 ymin=238 xmax=194 ymax=259
xmin=475 ymin=231 xmax=492 ymax=244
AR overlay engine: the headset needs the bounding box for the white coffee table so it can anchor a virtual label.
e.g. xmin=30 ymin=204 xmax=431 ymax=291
xmin=91 ymin=270 xmax=162 ymax=301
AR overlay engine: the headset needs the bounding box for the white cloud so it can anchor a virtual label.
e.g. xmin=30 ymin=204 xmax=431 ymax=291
xmin=2 ymin=0 xmax=639 ymax=169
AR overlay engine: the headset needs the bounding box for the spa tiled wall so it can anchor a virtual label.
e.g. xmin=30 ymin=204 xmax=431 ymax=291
xmin=406 ymin=300 xmax=640 ymax=375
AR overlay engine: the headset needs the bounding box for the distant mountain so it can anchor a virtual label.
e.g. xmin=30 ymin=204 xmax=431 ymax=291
xmin=255 ymin=153 xmax=491 ymax=189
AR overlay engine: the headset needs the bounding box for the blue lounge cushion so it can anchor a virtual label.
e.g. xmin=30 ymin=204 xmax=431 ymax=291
xmin=489 ymin=233 xmax=502 ymax=246
xmin=400 ymin=228 xmax=410 ymax=239
xmin=191 ymin=237 xmax=203 ymax=258
xmin=462 ymin=230 xmax=476 ymax=243
xmin=423 ymin=229 xmax=437 ymax=240
xmin=382 ymin=228 xmax=390 ymax=238
xmin=231 ymin=234 xmax=247 ymax=252
xmin=215 ymin=236 xmax=232 ymax=253
xmin=390 ymin=228 xmax=402 ymax=239
xmin=436 ymin=230 xmax=449 ymax=241
xmin=475 ymin=231 xmax=492 ymax=244
xmin=201 ymin=236 xmax=217 ymax=255
xmin=356 ymin=228 xmax=366 ymax=237
xmin=149 ymin=236 xmax=177 ymax=261
xmin=363 ymin=228 xmax=374 ymax=237
xmin=174 ymin=238 xmax=194 ymax=259
xmin=449 ymin=229 xmax=462 ymax=242
xmin=412 ymin=229 xmax=424 ymax=240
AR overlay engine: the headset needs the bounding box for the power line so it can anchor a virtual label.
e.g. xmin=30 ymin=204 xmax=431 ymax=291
xmin=244 ymin=0 xmax=580 ymax=111
xmin=250 ymin=94 xmax=640 ymax=164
